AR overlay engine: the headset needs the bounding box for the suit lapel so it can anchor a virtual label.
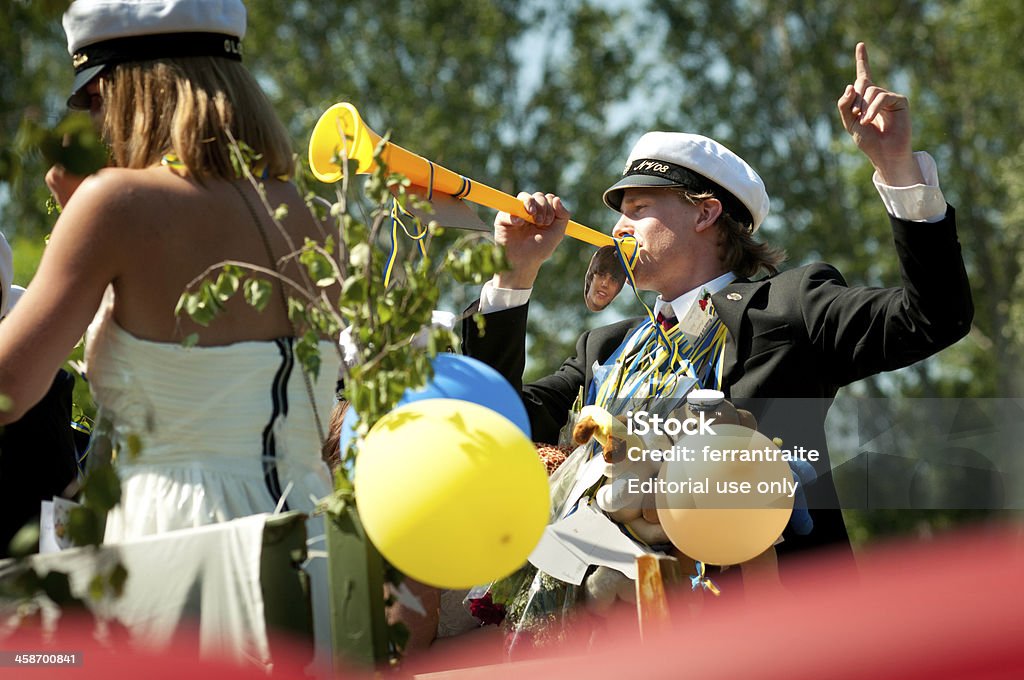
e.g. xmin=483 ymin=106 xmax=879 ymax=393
xmin=711 ymin=278 xmax=766 ymax=394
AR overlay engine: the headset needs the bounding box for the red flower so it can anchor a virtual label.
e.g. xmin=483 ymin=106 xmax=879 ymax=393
xmin=468 ymin=592 xmax=506 ymax=626
xmin=698 ymin=298 xmax=708 ymax=311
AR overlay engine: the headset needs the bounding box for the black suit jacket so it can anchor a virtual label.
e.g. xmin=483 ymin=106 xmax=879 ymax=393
xmin=463 ymin=209 xmax=972 ymax=557
xmin=0 ymin=369 xmax=80 ymax=557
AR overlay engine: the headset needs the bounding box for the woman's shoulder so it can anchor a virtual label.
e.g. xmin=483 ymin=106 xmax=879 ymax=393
xmin=60 ymin=168 xmax=311 ymax=244
xmin=62 ymin=167 xmax=236 ymax=228
xmin=64 ymin=167 xmax=179 ymax=214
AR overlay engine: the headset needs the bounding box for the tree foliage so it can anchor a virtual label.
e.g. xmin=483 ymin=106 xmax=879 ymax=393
xmin=244 ymin=0 xmax=641 ymax=377
xmin=645 ymin=0 xmax=1022 ymax=399
xmin=1 ymin=0 xmax=70 ymax=237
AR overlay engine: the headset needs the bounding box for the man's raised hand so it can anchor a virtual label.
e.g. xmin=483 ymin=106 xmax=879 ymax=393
xmin=837 ymin=42 xmax=922 ymax=186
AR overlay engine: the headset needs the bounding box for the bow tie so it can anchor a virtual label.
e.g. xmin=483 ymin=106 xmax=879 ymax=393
xmin=656 ymin=311 xmax=677 ymax=332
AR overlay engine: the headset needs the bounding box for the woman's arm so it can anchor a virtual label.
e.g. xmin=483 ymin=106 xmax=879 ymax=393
xmin=0 ymin=170 xmax=127 ymax=423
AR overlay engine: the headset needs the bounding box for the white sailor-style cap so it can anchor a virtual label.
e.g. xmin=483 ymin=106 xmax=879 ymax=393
xmin=63 ymin=0 xmax=247 ymax=110
xmin=603 ymin=131 xmax=770 ymax=233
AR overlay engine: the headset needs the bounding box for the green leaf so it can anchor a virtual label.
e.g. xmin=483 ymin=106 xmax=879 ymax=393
xmin=321 ymin=491 xmax=349 ymax=518
xmin=7 ymin=523 xmax=40 ymax=558
xmin=287 ymin=296 xmax=306 ymax=324
xmin=213 ymin=270 xmax=240 ymax=303
xmin=83 ymin=462 xmax=123 ymax=513
xmin=349 ymin=243 xmax=371 ymax=268
xmin=340 ymin=275 xmax=367 ymax=305
xmin=295 ymin=331 xmax=322 ymax=380
xmin=41 ymin=571 xmax=77 ymax=607
xmin=174 ymin=292 xmax=191 ymax=317
xmin=125 ymin=434 xmax=143 ymax=460
xmin=37 ymin=112 xmax=109 ymax=176
xmin=67 ymin=506 xmax=102 ymax=547
xmin=333 ymin=469 xmax=354 ymax=494
xmin=243 ymin=278 xmax=273 ymax=312
xmin=108 ymin=563 xmax=129 ymax=598
xmin=300 ymin=239 xmax=335 ymax=284
xmin=88 ymin=574 xmax=104 ymax=602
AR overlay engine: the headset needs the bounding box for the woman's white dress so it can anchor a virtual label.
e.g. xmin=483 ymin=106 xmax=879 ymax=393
xmin=86 ymin=296 xmax=339 ymax=540
xmin=85 ymin=295 xmax=340 ymax=669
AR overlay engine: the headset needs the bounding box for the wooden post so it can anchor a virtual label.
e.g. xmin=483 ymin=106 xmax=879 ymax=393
xmin=261 ymin=511 xmax=315 ymax=662
xmin=325 ymin=507 xmax=389 ymax=669
xmin=635 ymin=553 xmax=684 ymax=640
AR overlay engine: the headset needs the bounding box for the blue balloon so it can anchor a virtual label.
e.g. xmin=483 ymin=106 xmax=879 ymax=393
xmin=340 ymin=354 xmax=531 ymax=454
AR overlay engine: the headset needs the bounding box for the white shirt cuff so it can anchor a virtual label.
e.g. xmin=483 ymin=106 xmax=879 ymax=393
xmin=872 ymin=151 xmax=948 ymax=223
xmin=479 ymin=278 xmax=532 ymax=313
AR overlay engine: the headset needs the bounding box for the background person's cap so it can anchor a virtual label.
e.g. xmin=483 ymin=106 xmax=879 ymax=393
xmin=63 ymin=0 xmax=248 ymax=110
xmin=602 ymin=131 xmax=770 ymax=233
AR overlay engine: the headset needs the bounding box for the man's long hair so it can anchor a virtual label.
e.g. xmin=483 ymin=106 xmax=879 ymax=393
xmin=676 ymin=189 xmax=787 ymax=278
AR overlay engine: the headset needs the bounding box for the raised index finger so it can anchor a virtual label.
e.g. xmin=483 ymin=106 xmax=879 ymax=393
xmin=855 ymin=42 xmax=872 ymax=84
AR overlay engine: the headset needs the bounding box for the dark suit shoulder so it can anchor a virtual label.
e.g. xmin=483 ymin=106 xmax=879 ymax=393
xmin=577 ymin=316 xmax=645 ymax=367
xmin=584 ymin=316 xmax=645 ymax=343
xmin=753 ymin=262 xmax=847 ymax=290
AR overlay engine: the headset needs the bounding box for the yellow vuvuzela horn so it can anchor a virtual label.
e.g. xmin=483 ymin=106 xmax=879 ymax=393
xmin=309 ymin=103 xmax=627 ymax=253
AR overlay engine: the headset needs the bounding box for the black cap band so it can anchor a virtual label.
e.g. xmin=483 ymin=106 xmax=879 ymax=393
xmin=69 ymin=32 xmax=242 ymax=109
xmin=623 ymin=158 xmax=753 ymax=227
xmin=72 ymin=32 xmax=243 ymax=74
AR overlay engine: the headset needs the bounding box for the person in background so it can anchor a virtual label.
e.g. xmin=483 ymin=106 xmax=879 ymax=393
xmin=0 ymin=232 xmax=79 ymax=557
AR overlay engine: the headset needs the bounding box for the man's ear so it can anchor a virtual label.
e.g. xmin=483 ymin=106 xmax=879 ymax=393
xmin=694 ymin=198 xmax=723 ymax=233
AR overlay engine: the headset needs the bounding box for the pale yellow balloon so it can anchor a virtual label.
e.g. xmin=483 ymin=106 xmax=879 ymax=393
xmin=354 ymin=399 xmax=550 ymax=589
xmin=656 ymin=425 xmax=794 ymax=566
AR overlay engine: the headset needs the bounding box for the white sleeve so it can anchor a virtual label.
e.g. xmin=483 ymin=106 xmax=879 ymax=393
xmin=872 ymin=151 xmax=948 ymax=223
xmin=478 ymin=278 xmax=532 ymax=313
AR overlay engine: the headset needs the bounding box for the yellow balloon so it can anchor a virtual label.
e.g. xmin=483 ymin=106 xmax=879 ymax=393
xmin=354 ymin=398 xmax=550 ymax=589
xmin=656 ymin=425 xmax=794 ymax=566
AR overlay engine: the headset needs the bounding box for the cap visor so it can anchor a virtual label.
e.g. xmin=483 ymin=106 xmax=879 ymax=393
xmin=67 ymin=64 xmax=106 ymax=110
xmin=602 ymin=174 xmax=684 ymax=211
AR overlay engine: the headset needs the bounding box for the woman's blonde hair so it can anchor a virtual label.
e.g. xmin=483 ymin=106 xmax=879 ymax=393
xmin=98 ymin=56 xmax=294 ymax=180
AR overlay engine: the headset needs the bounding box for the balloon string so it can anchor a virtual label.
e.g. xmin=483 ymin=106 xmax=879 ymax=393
xmin=691 ymin=561 xmax=721 ymax=596
xmin=613 ymin=237 xmax=682 ymax=366
xmin=384 ymin=205 xmax=400 ymax=287
xmin=611 ymin=237 xmax=727 ymax=391
xmin=382 ymin=163 xmax=434 ymax=286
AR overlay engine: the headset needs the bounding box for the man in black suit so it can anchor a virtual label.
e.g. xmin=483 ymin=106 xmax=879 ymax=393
xmin=462 ymin=43 xmax=972 ymax=561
